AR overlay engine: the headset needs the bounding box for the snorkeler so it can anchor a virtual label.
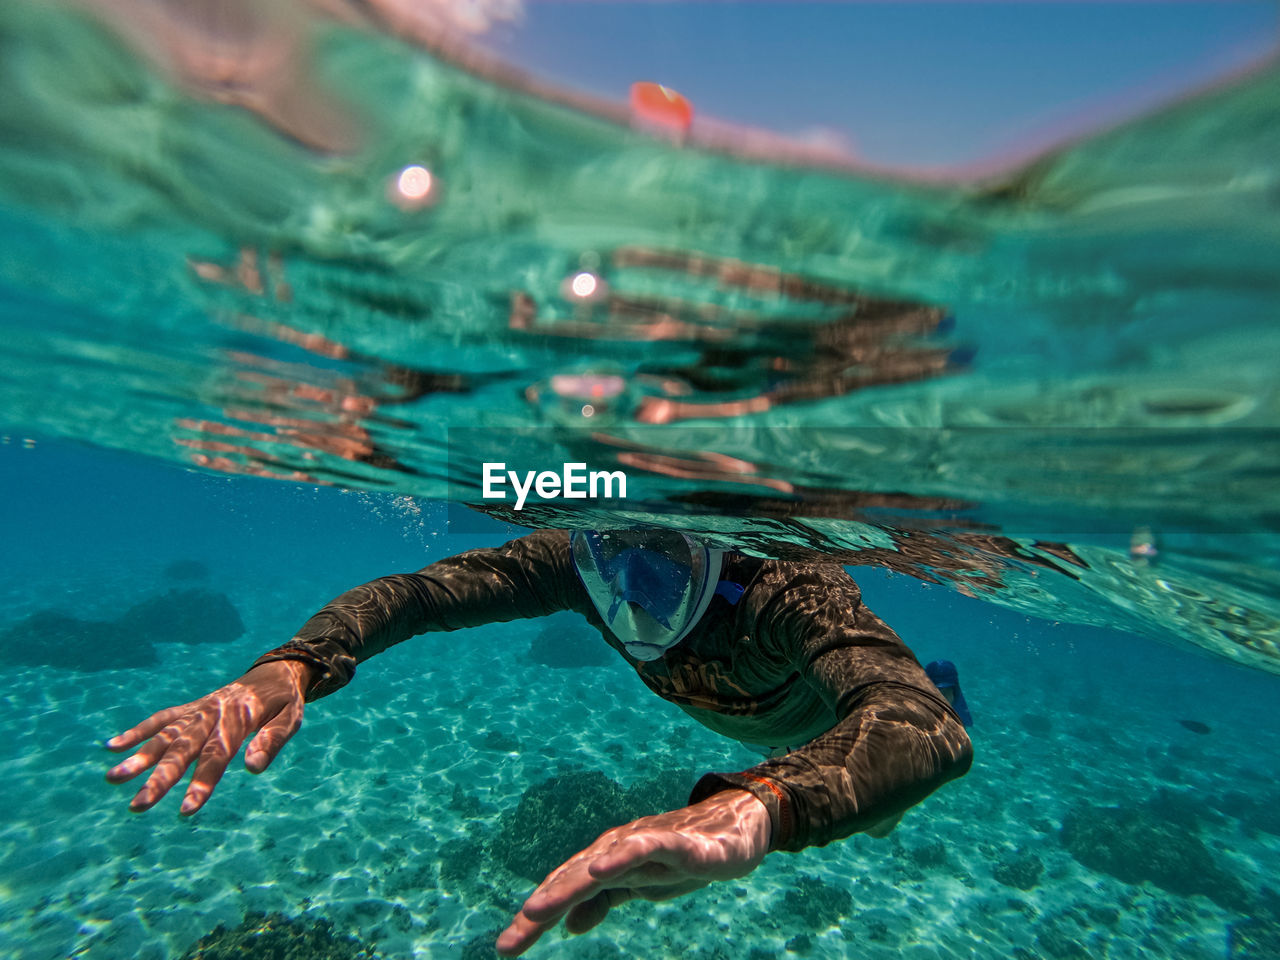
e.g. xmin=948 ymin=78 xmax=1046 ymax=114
xmin=105 ymin=528 xmax=973 ymax=956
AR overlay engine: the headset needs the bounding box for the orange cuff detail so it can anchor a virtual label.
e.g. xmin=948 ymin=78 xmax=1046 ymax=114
xmin=741 ymin=773 xmax=792 ymax=848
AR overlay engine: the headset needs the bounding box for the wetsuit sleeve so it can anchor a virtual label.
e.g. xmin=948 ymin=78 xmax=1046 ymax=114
xmin=689 ymin=567 xmax=973 ymax=852
xmin=251 ymin=528 xmax=586 ymax=700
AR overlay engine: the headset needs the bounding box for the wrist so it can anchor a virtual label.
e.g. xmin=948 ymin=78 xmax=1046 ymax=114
xmin=704 ymin=788 xmax=772 ymax=854
xmin=249 ymin=657 xmax=317 ymax=693
xmin=280 ymin=658 xmax=318 ymax=690
xmin=733 ymin=789 xmax=773 ymax=852
xmin=689 ymin=771 xmax=792 ymax=852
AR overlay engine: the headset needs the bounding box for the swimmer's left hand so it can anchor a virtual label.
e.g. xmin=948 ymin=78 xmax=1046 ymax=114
xmin=495 ymin=788 xmax=771 ymax=956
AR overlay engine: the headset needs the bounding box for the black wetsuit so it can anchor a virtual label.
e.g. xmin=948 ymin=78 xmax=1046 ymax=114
xmin=253 ymin=529 xmax=972 ymax=852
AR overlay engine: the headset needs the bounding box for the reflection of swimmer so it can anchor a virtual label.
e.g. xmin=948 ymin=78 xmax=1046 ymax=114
xmin=181 ymin=252 xmax=501 ymax=481
xmin=634 ymin=301 xmax=957 ymax=423
xmin=106 ymin=528 xmax=972 ymax=955
xmin=513 ymin=248 xmax=959 ymax=426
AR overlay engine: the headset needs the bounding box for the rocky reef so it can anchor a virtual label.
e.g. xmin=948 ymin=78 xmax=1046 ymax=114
xmin=992 ymin=850 xmax=1044 ymax=891
xmin=179 ymin=911 xmax=378 ymax=960
xmin=1060 ymin=798 xmax=1249 ymax=910
xmin=489 ymin=767 xmax=696 ymax=883
xmin=780 ymin=873 xmax=854 ymax=929
xmin=1211 ymin=789 xmax=1280 ymax=838
xmin=524 ymin=612 xmax=614 ymax=669
xmin=0 ymin=588 xmax=244 ymax=670
xmin=1230 ymin=916 xmax=1280 ymax=960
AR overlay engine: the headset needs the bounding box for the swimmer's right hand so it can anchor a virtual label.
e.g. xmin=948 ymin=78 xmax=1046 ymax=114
xmin=104 ymin=659 xmax=314 ymax=816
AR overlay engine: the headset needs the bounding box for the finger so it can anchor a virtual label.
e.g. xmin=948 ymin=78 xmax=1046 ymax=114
xmin=127 ymin=717 xmax=215 ymax=812
xmin=495 ymin=909 xmax=549 ymax=957
xmin=565 ymin=888 xmax=632 ymax=935
xmin=179 ymin=725 xmax=248 ymax=816
xmin=105 ymin=704 xmax=195 ymax=752
xmin=520 ymin=832 xmax=676 ymax=926
xmin=521 ymin=864 xmax=603 ymax=925
xmin=244 ymin=700 xmax=302 ymax=772
xmin=106 ymin=721 xmax=187 ymax=784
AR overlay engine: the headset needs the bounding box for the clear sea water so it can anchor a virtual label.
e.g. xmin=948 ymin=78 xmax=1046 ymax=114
xmin=0 ymin=3 xmax=1277 ymax=959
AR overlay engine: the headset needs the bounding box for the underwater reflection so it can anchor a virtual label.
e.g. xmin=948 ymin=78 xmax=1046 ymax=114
xmin=517 ymin=246 xmax=961 ymax=425
xmin=179 ymin=248 xmax=505 ymax=483
xmin=181 ymin=242 xmax=962 ymax=494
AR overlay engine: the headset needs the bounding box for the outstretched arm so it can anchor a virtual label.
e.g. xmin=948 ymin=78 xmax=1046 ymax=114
xmin=493 ymin=675 xmax=967 ymax=954
xmin=107 ymin=529 xmax=585 ymax=813
xmin=497 ymin=789 xmax=771 ymax=957
xmin=690 ymin=570 xmax=973 ymax=851
xmin=253 ymin=528 xmax=585 ymax=699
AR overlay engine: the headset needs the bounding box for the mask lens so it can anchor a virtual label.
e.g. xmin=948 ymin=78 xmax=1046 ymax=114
xmin=572 ymin=530 xmax=709 ymax=652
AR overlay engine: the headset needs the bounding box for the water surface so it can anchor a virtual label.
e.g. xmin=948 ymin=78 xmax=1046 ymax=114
xmin=0 ymin=8 xmax=1278 ymax=955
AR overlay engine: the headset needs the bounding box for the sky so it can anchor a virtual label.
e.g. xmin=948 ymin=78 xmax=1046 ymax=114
xmin=478 ymin=1 xmax=1278 ymax=171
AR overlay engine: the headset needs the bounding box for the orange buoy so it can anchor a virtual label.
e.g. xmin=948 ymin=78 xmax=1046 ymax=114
xmin=629 ymin=82 xmax=694 ymax=134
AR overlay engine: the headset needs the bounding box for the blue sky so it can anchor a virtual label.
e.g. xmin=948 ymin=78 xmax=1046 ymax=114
xmin=479 ymin=2 xmax=1278 ymax=170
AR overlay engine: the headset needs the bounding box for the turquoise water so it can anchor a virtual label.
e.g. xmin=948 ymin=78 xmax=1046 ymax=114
xmin=1 ymin=3 xmax=1278 ymax=958
xmin=3 ymin=443 xmax=1279 ymax=960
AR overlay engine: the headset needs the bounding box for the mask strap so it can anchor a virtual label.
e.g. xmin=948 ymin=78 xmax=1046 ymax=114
xmin=713 ymin=581 xmax=745 ymax=605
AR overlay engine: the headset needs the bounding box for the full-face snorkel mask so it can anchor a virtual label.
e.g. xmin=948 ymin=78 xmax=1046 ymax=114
xmin=571 ymin=529 xmax=724 ymax=661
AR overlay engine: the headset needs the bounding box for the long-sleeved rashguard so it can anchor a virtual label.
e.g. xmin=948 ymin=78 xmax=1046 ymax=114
xmin=251 ymin=529 xmax=972 ymax=852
